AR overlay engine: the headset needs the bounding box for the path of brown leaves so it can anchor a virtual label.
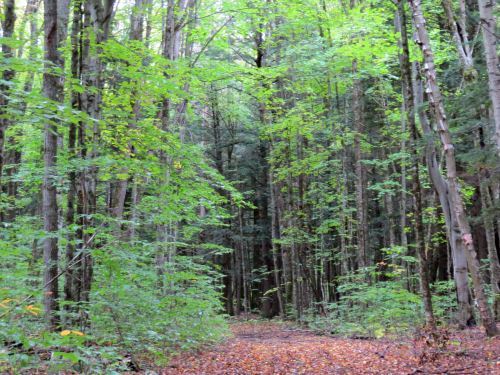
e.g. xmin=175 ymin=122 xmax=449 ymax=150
xmin=155 ymin=322 xmax=500 ymax=375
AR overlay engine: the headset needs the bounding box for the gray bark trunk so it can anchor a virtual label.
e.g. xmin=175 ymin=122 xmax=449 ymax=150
xmin=474 ymin=130 xmax=500 ymax=320
xmin=410 ymin=0 xmax=498 ymax=336
xmin=477 ymin=0 xmax=500 ymax=157
xmin=398 ymin=0 xmax=436 ymax=329
xmin=441 ymin=0 xmax=474 ymax=73
xmin=413 ymin=59 xmax=475 ymax=327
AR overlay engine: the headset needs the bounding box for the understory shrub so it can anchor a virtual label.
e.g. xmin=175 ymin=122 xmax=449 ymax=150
xmin=0 ymin=225 xmax=229 ymax=373
xmin=304 ymin=280 xmax=423 ymax=338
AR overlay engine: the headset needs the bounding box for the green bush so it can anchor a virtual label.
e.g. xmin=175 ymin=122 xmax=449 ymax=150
xmin=0 ymin=223 xmax=229 ymax=373
xmin=304 ymin=280 xmax=423 ymax=338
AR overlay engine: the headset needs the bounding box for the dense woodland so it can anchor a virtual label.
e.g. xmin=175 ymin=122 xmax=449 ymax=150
xmin=0 ymin=0 xmax=500 ymax=372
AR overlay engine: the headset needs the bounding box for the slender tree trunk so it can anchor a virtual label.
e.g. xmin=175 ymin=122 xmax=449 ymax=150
xmin=341 ymin=97 xmax=352 ymax=275
xmin=340 ymin=156 xmax=350 ymax=275
xmin=410 ymin=0 xmax=498 ymax=336
xmin=111 ymin=0 xmax=144 ymax=225
xmin=398 ymin=0 xmax=436 ymax=329
xmin=269 ymin=159 xmax=284 ymax=317
xmin=352 ymin=59 xmax=367 ymax=271
xmin=5 ymin=0 xmax=39 ymax=223
xmin=474 ymin=130 xmax=500 ymax=319
xmin=477 ymin=0 xmax=500 ymax=156
xmin=413 ymin=59 xmax=475 ymax=327
xmin=395 ymin=8 xmax=408 ymax=252
xmin=441 ymin=0 xmax=474 ymax=74
xmin=64 ymin=0 xmax=82 ymax=321
xmin=42 ymin=0 xmax=70 ymax=330
xmin=0 ymin=0 xmax=17 ymax=206
xmin=399 ymin=100 xmax=408 ymax=250
xmin=237 ymin=206 xmax=250 ymax=316
xmin=75 ymin=0 xmax=116 ymax=322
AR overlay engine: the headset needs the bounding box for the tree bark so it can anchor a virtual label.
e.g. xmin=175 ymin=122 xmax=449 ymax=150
xmin=110 ymin=0 xmax=144 ymax=225
xmin=73 ymin=0 xmax=116 ymax=322
xmin=64 ymin=0 xmax=83 ymax=321
xmin=269 ymin=154 xmax=284 ymax=317
xmin=413 ymin=59 xmax=476 ymax=327
xmin=352 ymin=59 xmax=368 ymax=271
xmin=477 ymin=0 xmax=500 ymax=157
xmin=0 ymin=0 xmax=17 ymax=205
xmin=441 ymin=0 xmax=474 ymax=74
xmin=474 ymin=130 xmax=500 ymax=320
xmin=42 ymin=0 xmax=70 ymax=330
xmin=409 ymin=0 xmax=498 ymax=336
xmin=398 ymin=0 xmax=436 ymax=329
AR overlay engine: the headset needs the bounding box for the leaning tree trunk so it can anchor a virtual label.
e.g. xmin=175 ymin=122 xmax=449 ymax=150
xmin=409 ymin=0 xmax=498 ymax=336
xmin=477 ymin=0 xmax=500 ymax=157
xmin=42 ymin=0 xmax=70 ymax=330
xmin=441 ymin=0 xmax=474 ymax=74
xmin=413 ymin=60 xmax=476 ymax=328
xmin=398 ymin=0 xmax=436 ymax=329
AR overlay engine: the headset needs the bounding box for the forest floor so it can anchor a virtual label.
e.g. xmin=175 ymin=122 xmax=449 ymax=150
xmin=5 ymin=320 xmax=500 ymax=374
xmin=150 ymin=320 xmax=500 ymax=375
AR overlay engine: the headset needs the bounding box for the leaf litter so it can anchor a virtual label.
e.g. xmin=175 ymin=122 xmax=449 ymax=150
xmin=153 ymin=321 xmax=500 ymax=375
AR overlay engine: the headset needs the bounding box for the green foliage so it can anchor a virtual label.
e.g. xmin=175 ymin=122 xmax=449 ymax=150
xmin=2 ymin=0 xmax=499 ymax=370
xmin=431 ymin=280 xmax=458 ymax=325
xmin=0 ymin=226 xmax=229 ymax=372
xmin=91 ymin=251 xmax=228 ymax=353
xmin=305 ymin=280 xmax=423 ymax=338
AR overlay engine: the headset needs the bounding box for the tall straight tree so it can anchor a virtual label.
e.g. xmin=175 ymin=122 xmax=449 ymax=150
xmin=409 ymin=0 xmax=498 ymax=336
xmin=477 ymin=0 xmax=500 ymax=156
xmin=0 ymin=0 xmax=16 ymax=203
xmin=110 ymin=0 xmax=145 ymax=222
xmin=63 ymin=0 xmax=82 ymax=320
xmin=397 ymin=0 xmax=435 ymax=330
xmin=352 ymin=58 xmax=368 ymax=271
xmin=74 ymin=0 xmax=115 ymax=314
xmin=42 ymin=0 xmax=70 ymax=329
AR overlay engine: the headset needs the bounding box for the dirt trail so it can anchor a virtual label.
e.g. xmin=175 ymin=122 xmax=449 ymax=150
xmin=155 ymin=322 xmax=500 ymax=374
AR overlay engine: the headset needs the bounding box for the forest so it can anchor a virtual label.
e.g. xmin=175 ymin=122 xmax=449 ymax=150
xmin=0 ymin=0 xmax=499 ymax=373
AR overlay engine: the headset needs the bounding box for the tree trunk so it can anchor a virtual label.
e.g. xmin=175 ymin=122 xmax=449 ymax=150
xmin=441 ymin=0 xmax=474 ymax=74
xmin=42 ymin=0 xmax=70 ymax=330
xmin=474 ymin=130 xmax=500 ymax=319
xmin=398 ymin=0 xmax=436 ymax=329
xmin=110 ymin=0 xmax=145 ymax=225
xmin=352 ymin=59 xmax=368 ymax=271
xmin=477 ymin=0 xmax=500 ymax=157
xmin=269 ymin=156 xmax=284 ymax=317
xmin=73 ymin=0 xmax=116 ymax=323
xmin=409 ymin=0 xmax=498 ymax=336
xmin=0 ymin=0 xmax=17 ymax=205
xmin=413 ymin=58 xmax=475 ymax=327
xmin=64 ymin=0 xmax=83 ymax=322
